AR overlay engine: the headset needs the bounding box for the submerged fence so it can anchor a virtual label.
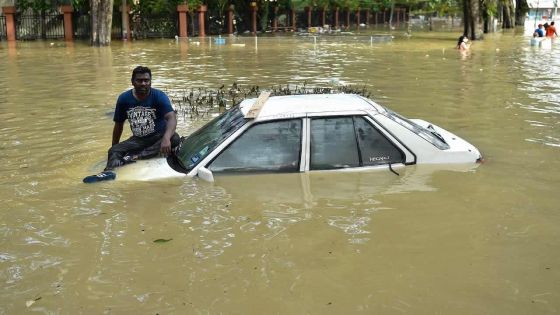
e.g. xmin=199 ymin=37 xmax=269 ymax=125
xmin=0 ymin=15 xmax=6 ymax=40
xmin=175 ymin=33 xmax=394 ymax=51
xmin=72 ymin=12 xmax=90 ymax=39
xmin=5 ymin=10 xmax=175 ymax=40
xmin=15 ymin=12 xmax=64 ymax=40
xmin=3 ymin=7 xmax=408 ymax=41
xmin=132 ymin=12 xmax=178 ymax=39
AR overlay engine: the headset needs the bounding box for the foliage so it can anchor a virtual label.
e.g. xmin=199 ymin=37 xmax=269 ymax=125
xmin=215 ymin=0 xmax=228 ymax=13
xmin=289 ymin=0 xmax=313 ymax=10
xmin=17 ymin=0 xmax=63 ymax=13
xmin=71 ymin=0 xmax=88 ymax=12
xmin=315 ymin=0 xmax=332 ymax=7
xmin=424 ymin=0 xmax=461 ymax=15
xmin=337 ymin=0 xmax=361 ymax=9
xmin=129 ymin=0 xmax=183 ymax=15
xmin=482 ymin=0 xmax=498 ymax=17
xmin=118 ymin=0 xmax=206 ymax=15
xmin=186 ymin=0 xmax=203 ymax=8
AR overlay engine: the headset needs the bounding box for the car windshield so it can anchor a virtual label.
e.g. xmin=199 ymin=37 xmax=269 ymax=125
xmin=383 ymin=108 xmax=450 ymax=150
xmin=175 ymin=106 xmax=248 ymax=171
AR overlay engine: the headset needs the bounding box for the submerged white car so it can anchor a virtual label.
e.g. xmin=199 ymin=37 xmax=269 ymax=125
xmin=115 ymin=93 xmax=482 ymax=182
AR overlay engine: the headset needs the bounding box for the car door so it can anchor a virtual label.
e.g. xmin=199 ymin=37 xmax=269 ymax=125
xmin=206 ymin=119 xmax=303 ymax=173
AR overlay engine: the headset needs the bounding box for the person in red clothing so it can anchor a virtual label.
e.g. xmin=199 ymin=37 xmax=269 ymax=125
xmin=546 ymin=21 xmax=558 ymax=37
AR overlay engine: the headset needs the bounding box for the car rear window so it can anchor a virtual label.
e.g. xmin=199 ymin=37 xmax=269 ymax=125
xmin=309 ymin=116 xmax=404 ymax=170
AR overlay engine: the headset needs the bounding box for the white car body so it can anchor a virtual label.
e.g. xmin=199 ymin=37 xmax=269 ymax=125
xmin=114 ymin=94 xmax=482 ymax=182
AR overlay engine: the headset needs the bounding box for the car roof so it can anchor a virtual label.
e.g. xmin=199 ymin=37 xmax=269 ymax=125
xmin=239 ymin=93 xmax=386 ymax=120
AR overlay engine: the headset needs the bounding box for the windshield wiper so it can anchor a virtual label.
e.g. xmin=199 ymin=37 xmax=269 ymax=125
xmin=426 ymin=124 xmax=447 ymax=144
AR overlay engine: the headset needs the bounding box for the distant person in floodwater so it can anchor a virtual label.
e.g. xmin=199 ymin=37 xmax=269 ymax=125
xmin=531 ymin=32 xmax=540 ymax=46
xmin=546 ymin=21 xmax=558 ymax=37
xmin=457 ymin=35 xmax=470 ymax=50
xmin=535 ymin=24 xmax=545 ymax=37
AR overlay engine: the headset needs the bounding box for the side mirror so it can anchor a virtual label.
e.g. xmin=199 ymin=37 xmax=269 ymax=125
xmin=197 ymin=166 xmax=214 ymax=182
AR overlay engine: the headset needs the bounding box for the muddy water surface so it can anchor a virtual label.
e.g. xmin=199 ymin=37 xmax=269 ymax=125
xmin=1 ymin=30 xmax=559 ymax=314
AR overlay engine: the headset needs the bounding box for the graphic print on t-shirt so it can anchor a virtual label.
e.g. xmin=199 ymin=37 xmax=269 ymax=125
xmin=127 ymin=106 xmax=156 ymax=137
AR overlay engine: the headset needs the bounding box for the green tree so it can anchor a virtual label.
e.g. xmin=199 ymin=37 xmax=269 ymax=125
xmin=214 ymin=0 xmax=228 ymax=33
xmin=17 ymin=0 xmax=60 ymax=12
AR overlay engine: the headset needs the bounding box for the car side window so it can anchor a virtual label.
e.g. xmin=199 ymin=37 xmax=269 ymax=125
xmin=354 ymin=116 xmax=404 ymax=166
xmin=208 ymin=119 xmax=302 ymax=173
xmin=310 ymin=116 xmax=403 ymax=170
xmin=310 ymin=117 xmax=360 ymax=170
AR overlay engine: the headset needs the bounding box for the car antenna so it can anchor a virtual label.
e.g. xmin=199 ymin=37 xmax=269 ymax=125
xmin=388 ymin=163 xmax=400 ymax=176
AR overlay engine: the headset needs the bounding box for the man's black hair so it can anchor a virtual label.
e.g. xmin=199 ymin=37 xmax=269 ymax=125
xmin=132 ymin=66 xmax=152 ymax=80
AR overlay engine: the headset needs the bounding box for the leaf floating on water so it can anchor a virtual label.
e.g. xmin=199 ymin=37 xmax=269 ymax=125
xmin=153 ymin=238 xmax=173 ymax=243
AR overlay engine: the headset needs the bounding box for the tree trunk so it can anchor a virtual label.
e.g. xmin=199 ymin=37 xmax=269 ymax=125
xmin=515 ymin=0 xmax=529 ymax=26
xmin=482 ymin=0 xmax=493 ymax=33
xmin=502 ymin=2 xmax=515 ymax=29
xmin=90 ymin=0 xmax=114 ymax=46
xmin=463 ymin=0 xmax=483 ymax=39
xmin=389 ymin=1 xmax=395 ymax=28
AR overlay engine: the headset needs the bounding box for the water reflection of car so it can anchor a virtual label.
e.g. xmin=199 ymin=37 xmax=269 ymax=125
xmin=212 ymin=163 xmax=481 ymax=206
xmin=115 ymin=93 xmax=483 ymax=182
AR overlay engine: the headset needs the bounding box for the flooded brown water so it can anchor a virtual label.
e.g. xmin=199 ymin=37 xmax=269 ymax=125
xmin=1 ymin=29 xmax=559 ymax=314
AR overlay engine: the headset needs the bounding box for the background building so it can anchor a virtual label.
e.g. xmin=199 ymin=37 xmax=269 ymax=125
xmin=527 ymin=0 xmax=559 ymax=22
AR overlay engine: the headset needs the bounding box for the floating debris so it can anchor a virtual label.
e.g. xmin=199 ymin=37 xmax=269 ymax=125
xmin=153 ymin=238 xmax=173 ymax=243
xmin=26 ymin=297 xmax=41 ymax=308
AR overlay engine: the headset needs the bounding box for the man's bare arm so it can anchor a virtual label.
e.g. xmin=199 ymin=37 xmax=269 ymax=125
xmin=112 ymin=122 xmax=124 ymax=146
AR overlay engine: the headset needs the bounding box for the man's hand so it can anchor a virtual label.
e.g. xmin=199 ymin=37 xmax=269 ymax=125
xmin=160 ymin=136 xmax=172 ymax=155
xmin=161 ymin=111 xmax=177 ymax=155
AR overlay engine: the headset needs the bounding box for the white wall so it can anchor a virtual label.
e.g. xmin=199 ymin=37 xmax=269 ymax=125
xmin=527 ymin=0 xmax=558 ymax=9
